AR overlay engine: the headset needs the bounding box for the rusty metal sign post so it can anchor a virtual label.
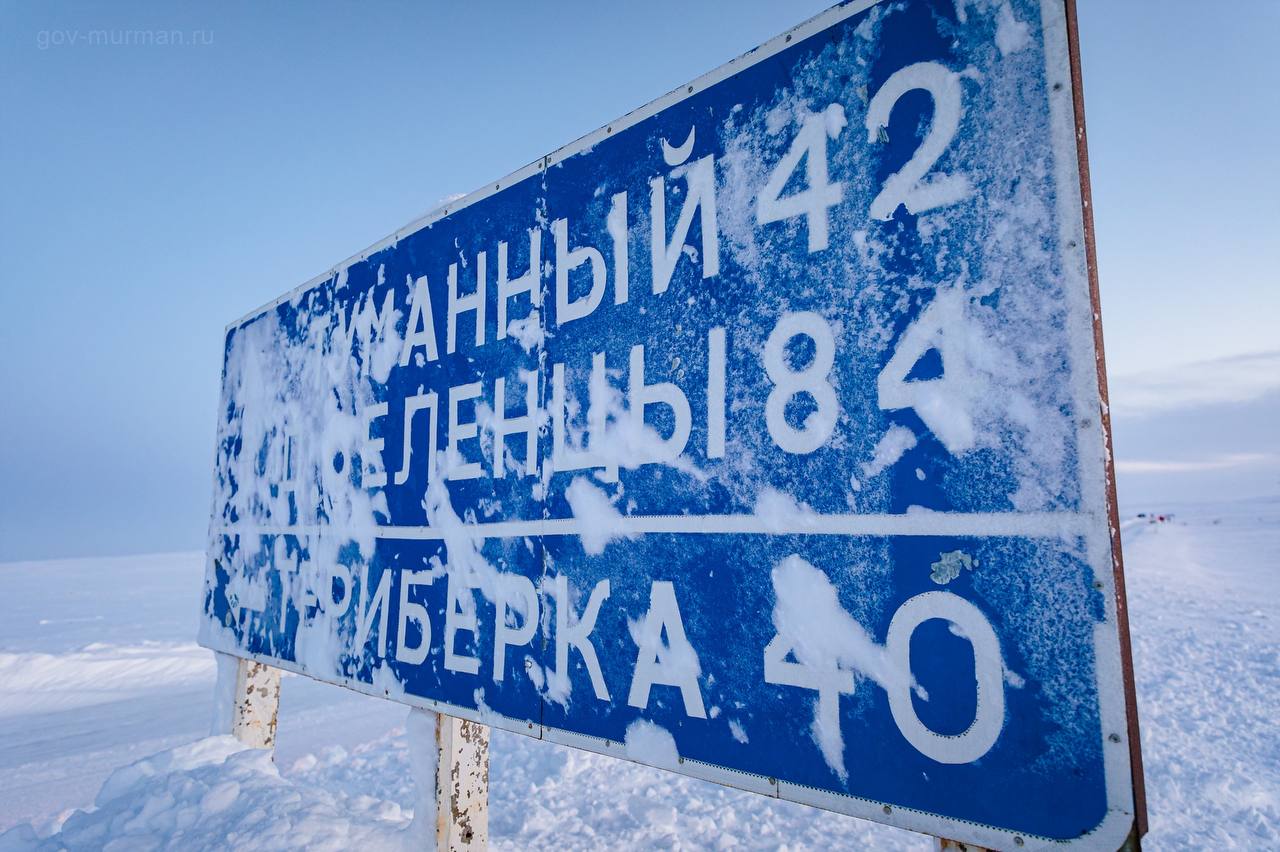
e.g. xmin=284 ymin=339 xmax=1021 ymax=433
xmin=213 ymin=651 xmax=489 ymax=850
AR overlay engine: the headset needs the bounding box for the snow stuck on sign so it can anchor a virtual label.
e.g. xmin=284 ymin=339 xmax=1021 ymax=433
xmin=195 ymin=0 xmax=1134 ymax=844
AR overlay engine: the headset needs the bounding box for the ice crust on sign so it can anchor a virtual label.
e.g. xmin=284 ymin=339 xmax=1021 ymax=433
xmin=565 ymin=477 xmax=637 ymax=555
xmin=717 ymin=0 xmax=1085 ymax=519
xmin=714 ymin=0 xmax=1104 ymax=759
xmin=770 ymin=555 xmax=907 ymax=779
xmin=199 ymin=0 xmax=1110 ymax=799
xmin=203 ymin=274 xmax=409 ymax=683
xmin=624 ymin=719 xmax=681 ymax=771
xmin=861 ymin=425 xmax=919 ymax=484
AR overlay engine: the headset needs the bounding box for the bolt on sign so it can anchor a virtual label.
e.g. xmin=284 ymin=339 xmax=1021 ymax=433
xmin=200 ymin=0 xmax=1145 ymax=847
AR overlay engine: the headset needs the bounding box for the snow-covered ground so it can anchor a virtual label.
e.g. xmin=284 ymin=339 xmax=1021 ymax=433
xmin=0 ymin=498 xmax=1276 ymax=849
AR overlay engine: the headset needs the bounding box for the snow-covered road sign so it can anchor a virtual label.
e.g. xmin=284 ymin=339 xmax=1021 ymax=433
xmin=200 ymin=0 xmax=1143 ymax=847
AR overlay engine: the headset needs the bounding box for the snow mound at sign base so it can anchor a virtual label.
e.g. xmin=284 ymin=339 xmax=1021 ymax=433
xmin=0 ymin=736 xmax=423 ymax=852
xmin=1 ymin=725 xmax=934 ymax=852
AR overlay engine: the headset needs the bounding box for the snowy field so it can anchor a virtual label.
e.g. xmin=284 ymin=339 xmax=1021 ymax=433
xmin=0 ymin=498 xmax=1276 ymax=850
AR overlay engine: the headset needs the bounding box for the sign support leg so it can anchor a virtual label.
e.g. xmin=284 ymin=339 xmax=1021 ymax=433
xmin=409 ymin=708 xmax=490 ymax=850
xmin=212 ymin=651 xmax=281 ymax=750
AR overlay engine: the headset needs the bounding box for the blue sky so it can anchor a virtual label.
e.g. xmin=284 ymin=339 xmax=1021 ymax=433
xmin=1 ymin=0 xmax=1276 ymax=560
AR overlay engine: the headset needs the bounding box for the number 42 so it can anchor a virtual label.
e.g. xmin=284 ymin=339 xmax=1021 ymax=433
xmin=756 ymin=60 xmax=971 ymax=241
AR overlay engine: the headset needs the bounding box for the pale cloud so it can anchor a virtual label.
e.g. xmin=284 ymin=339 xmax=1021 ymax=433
xmin=1108 ymin=351 xmax=1280 ymax=419
xmin=1116 ymin=453 xmax=1280 ymax=475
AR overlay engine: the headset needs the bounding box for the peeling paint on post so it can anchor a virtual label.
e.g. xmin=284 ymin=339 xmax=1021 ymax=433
xmin=436 ymin=715 xmax=489 ymax=850
xmin=937 ymin=838 xmax=995 ymax=851
xmin=221 ymin=654 xmax=281 ymax=750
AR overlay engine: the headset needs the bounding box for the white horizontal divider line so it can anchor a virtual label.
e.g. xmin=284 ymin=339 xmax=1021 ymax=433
xmin=215 ymin=511 xmax=1089 ymax=540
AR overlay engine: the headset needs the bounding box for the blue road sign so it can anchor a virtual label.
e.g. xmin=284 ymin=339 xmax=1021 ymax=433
xmin=200 ymin=0 xmax=1142 ymax=847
